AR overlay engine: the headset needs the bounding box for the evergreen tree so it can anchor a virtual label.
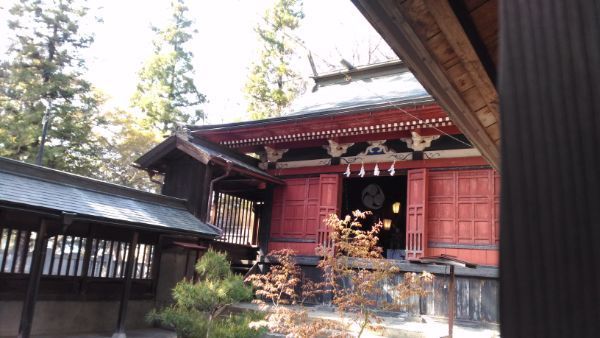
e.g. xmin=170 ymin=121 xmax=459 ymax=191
xmin=148 ymin=250 xmax=261 ymax=338
xmin=0 ymin=0 xmax=104 ymax=175
xmin=132 ymin=0 xmax=206 ymax=134
xmin=97 ymin=110 xmax=162 ymax=192
xmin=245 ymin=0 xmax=304 ymax=120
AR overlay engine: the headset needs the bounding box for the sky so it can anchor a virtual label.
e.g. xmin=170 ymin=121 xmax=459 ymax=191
xmin=0 ymin=0 xmax=396 ymax=124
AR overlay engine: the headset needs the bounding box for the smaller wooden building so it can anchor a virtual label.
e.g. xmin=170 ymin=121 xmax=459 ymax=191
xmin=0 ymin=157 xmax=219 ymax=337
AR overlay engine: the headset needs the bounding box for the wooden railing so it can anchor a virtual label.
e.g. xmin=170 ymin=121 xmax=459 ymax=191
xmin=0 ymin=227 xmax=154 ymax=279
xmin=406 ymin=232 xmax=423 ymax=259
xmin=317 ymin=228 xmax=333 ymax=250
xmin=211 ymin=192 xmax=259 ymax=246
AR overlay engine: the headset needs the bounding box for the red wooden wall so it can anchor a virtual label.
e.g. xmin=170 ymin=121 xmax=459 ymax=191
xmin=427 ymin=169 xmax=500 ymax=265
xmin=269 ymin=175 xmax=341 ymax=255
xmin=268 ymin=168 xmax=499 ymax=265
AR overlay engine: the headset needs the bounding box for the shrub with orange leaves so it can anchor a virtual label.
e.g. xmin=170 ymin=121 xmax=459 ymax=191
xmin=246 ymin=249 xmax=337 ymax=337
xmin=245 ymin=249 xmax=301 ymax=307
xmin=315 ymin=210 xmax=433 ymax=337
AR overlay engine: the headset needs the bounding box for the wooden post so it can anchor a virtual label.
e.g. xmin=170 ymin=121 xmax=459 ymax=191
xmin=151 ymin=235 xmax=163 ymax=296
xmin=448 ymin=265 xmax=456 ymax=338
xmin=79 ymin=226 xmax=95 ymax=294
xmin=252 ymin=202 xmax=261 ymax=246
xmin=258 ymin=185 xmax=273 ymax=259
xmin=112 ymin=231 xmax=139 ymax=338
xmin=18 ymin=219 xmax=48 ymax=338
xmin=199 ymin=164 xmax=213 ymax=221
xmin=212 ymin=191 xmax=221 ymax=225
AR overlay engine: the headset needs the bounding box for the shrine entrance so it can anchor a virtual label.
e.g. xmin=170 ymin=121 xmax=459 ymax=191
xmin=341 ymin=174 xmax=407 ymax=260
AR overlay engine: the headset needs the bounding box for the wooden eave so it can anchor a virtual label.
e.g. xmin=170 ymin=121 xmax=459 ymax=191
xmin=193 ymin=104 xmax=459 ymax=151
xmin=135 ymin=135 xmax=284 ymax=185
xmin=352 ymin=0 xmax=501 ymax=170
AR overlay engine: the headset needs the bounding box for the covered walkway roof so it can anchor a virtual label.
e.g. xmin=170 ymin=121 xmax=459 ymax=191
xmin=0 ymin=157 xmax=220 ymax=237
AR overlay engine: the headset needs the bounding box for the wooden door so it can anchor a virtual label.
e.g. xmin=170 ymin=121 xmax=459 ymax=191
xmin=316 ymin=174 xmax=342 ymax=248
xmin=406 ymin=169 xmax=428 ymax=259
xmin=270 ymin=177 xmax=319 ymax=240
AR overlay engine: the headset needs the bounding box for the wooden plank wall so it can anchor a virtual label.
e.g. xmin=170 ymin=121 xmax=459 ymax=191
xmin=161 ymin=155 xmax=207 ymax=217
xmin=500 ymin=1 xmax=600 ymax=337
xmin=299 ymin=266 xmax=498 ymax=323
xmin=422 ymin=275 xmax=498 ymax=322
xmin=378 ymin=272 xmax=498 ymax=323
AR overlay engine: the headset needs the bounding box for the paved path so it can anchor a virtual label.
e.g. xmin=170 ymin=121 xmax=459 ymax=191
xmin=32 ymin=328 xmax=177 ymax=338
xmin=32 ymin=305 xmax=500 ymax=338
xmin=234 ymin=303 xmax=500 ymax=338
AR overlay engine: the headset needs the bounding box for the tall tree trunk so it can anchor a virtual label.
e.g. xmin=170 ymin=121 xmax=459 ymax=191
xmin=36 ymin=20 xmax=58 ymax=166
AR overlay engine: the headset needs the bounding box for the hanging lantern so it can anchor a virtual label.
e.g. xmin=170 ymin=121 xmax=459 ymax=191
xmin=359 ymin=162 xmax=366 ymax=178
xmin=388 ymin=160 xmax=396 ymax=176
xmin=392 ymin=201 xmax=401 ymax=214
xmin=344 ymin=163 xmax=351 ymax=177
xmin=383 ymin=218 xmax=392 ymax=230
xmin=374 ymin=163 xmax=380 ymax=176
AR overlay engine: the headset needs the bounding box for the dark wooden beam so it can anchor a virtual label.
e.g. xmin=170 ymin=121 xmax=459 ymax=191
xmin=449 ymin=0 xmax=498 ymax=84
xmin=268 ymin=156 xmax=490 ymax=176
xmin=79 ymin=225 xmax=94 ymax=293
xmin=448 ymin=265 xmax=456 ymax=338
xmin=198 ymin=163 xmax=213 ymax=221
xmin=18 ymin=219 xmax=48 ymax=338
xmin=252 ymin=202 xmax=260 ymax=246
xmin=257 ymin=186 xmax=274 ymax=257
xmin=212 ymin=191 xmax=221 ymax=225
xmin=113 ymin=231 xmax=139 ymax=337
xmin=424 ymin=0 xmax=499 ymax=121
xmin=216 ymin=178 xmax=263 ymax=190
xmin=151 ymin=235 xmax=164 ymax=295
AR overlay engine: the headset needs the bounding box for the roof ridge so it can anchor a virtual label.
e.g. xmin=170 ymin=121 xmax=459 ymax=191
xmin=311 ymin=59 xmax=406 ymax=79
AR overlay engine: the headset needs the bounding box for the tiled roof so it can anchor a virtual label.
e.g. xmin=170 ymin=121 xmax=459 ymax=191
xmin=189 ymin=61 xmax=433 ymax=132
xmin=285 ymin=67 xmax=432 ymax=117
xmin=0 ymin=157 xmax=220 ymax=237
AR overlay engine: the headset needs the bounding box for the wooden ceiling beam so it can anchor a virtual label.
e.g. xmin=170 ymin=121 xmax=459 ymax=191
xmin=424 ymin=0 xmax=499 ymax=121
xmin=352 ymin=0 xmax=500 ymax=170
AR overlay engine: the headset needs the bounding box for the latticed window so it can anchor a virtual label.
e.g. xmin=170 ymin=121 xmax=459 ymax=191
xmin=0 ymin=228 xmax=36 ymax=274
xmin=212 ymin=192 xmax=259 ymax=246
xmin=0 ymin=228 xmax=154 ymax=280
xmin=43 ymin=235 xmax=87 ymax=276
xmin=86 ymin=239 xmax=154 ymax=279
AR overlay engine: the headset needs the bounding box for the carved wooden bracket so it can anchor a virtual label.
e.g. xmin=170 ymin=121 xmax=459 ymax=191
xmin=402 ymin=132 xmax=440 ymax=151
xmin=323 ymin=140 xmax=354 ymax=157
xmin=264 ymin=146 xmax=288 ymax=163
xmin=361 ymin=140 xmax=389 ymax=155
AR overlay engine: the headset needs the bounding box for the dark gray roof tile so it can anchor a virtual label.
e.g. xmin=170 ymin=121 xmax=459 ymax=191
xmin=0 ymin=158 xmax=219 ymax=237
